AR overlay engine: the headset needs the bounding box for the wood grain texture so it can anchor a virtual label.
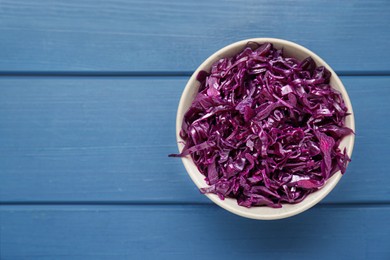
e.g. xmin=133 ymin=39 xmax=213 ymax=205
xmin=0 ymin=0 xmax=389 ymax=72
xmin=1 ymin=205 xmax=389 ymax=259
xmin=0 ymin=76 xmax=389 ymax=203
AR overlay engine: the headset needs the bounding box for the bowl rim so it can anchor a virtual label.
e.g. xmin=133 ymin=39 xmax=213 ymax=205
xmin=175 ymin=38 xmax=355 ymax=220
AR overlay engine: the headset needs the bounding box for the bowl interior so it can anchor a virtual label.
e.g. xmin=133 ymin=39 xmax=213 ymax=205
xmin=176 ymin=38 xmax=355 ymax=220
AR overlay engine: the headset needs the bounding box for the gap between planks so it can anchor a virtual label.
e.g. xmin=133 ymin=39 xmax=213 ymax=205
xmin=1 ymin=201 xmax=390 ymax=208
xmin=0 ymin=71 xmax=389 ymax=77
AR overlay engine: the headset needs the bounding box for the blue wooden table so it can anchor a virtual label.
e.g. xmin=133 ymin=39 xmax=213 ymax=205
xmin=1 ymin=0 xmax=389 ymax=259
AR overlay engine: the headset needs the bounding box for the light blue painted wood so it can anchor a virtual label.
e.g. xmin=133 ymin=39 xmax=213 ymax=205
xmin=0 ymin=0 xmax=388 ymax=72
xmin=0 ymin=76 xmax=389 ymax=203
xmin=0 ymin=0 xmax=388 ymax=258
xmin=1 ymin=205 xmax=389 ymax=259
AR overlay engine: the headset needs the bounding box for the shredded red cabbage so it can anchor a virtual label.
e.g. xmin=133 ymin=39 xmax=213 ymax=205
xmin=170 ymin=42 xmax=353 ymax=208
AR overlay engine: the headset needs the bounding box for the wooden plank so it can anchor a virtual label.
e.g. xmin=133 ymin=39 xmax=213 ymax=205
xmin=0 ymin=76 xmax=389 ymax=203
xmin=0 ymin=0 xmax=388 ymax=72
xmin=1 ymin=205 xmax=389 ymax=259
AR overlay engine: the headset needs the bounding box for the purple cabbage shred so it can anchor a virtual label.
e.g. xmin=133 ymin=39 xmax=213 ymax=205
xmin=170 ymin=42 xmax=353 ymax=208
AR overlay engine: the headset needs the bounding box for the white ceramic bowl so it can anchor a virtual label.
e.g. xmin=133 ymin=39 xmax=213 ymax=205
xmin=175 ymin=38 xmax=355 ymax=220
